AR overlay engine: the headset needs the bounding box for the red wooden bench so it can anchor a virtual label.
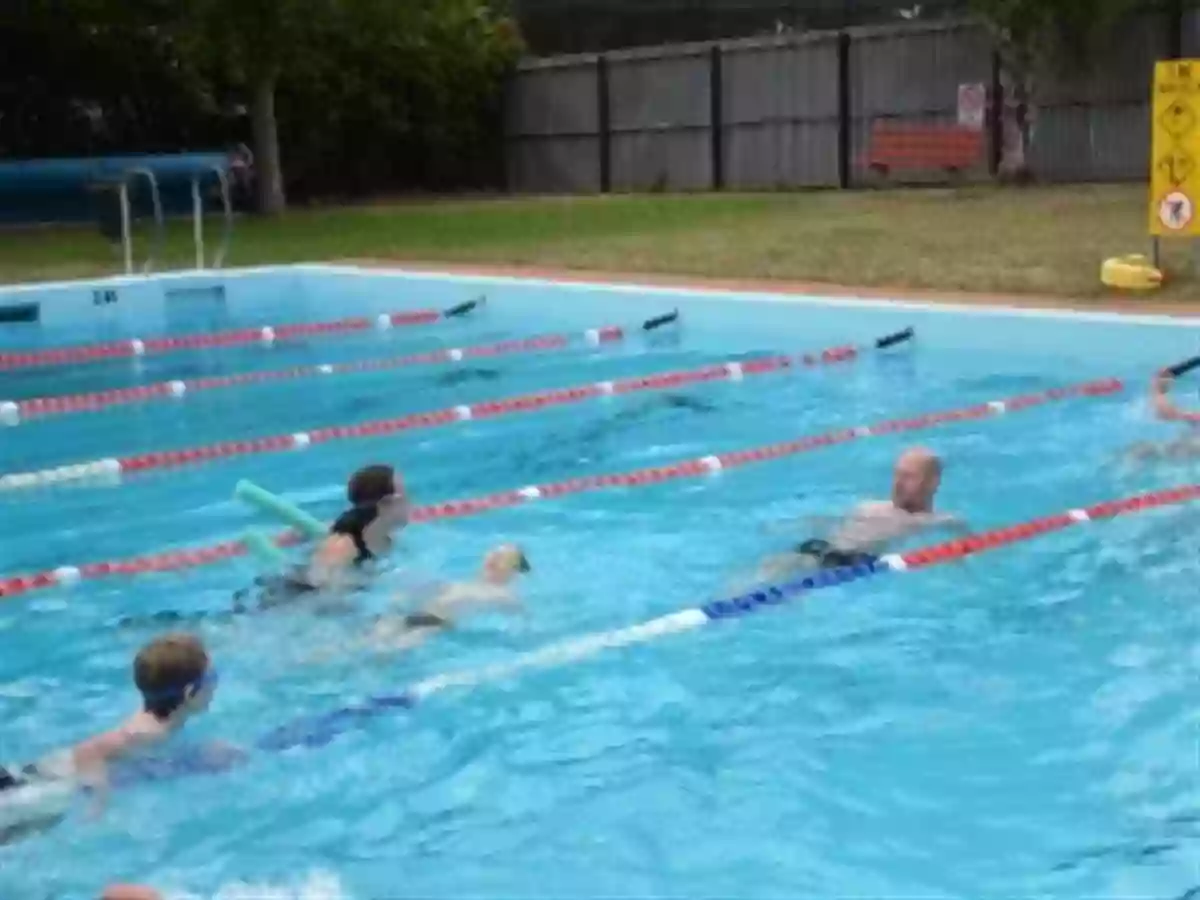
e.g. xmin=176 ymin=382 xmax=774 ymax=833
xmin=865 ymin=123 xmax=984 ymax=176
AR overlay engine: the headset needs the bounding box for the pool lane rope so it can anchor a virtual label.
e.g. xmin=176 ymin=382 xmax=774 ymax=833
xmin=0 ymin=373 xmax=1122 ymax=599
xmin=0 ymin=315 xmax=671 ymax=426
xmin=0 ymin=296 xmax=484 ymax=374
xmin=130 ymin=481 xmax=1200 ymax=773
xmin=0 ymin=328 xmax=911 ymax=491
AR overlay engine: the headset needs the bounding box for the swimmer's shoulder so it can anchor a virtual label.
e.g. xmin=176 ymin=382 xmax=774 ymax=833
xmin=72 ymin=712 xmax=167 ymax=771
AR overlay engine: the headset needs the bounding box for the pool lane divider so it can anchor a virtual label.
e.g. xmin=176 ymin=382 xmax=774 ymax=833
xmin=119 ymin=481 xmax=1200 ymax=774
xmin=0 ymin=374 xmax=1122 ymax=599
xmin=0 ymin=316 xmax=652 ymax=425
xmin=0 ymin=297 xmax=485 ymax=374
xmin=0 ymin=328 xmax=911 ymax=490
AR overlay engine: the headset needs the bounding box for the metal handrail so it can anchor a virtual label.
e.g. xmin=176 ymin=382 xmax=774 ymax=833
xmin=122 ymin=167 xmax=164 ymax=274
xmin=191 ymin=165 xmax=234 ymax=269
xmin=127 ymin=165 xmax=164 ymax=271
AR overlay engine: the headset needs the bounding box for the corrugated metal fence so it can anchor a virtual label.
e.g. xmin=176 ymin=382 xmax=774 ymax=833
xmin=505 ymin=14 xmax=1200 ymax=192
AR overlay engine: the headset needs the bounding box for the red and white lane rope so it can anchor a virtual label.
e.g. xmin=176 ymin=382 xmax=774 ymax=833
xmin=0 ymin=376 xmax=1122 ymax=598
xmin=0 ymin=325 xmax=626 ymax=426
xmin=0 ymin=298 xmax=483 ymax=373
xmin=0 ymin=337 xmax=883 ymax=491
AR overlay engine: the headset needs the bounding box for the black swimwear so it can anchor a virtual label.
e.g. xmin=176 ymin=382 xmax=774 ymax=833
xmin=330 ymin=505 xmax=380 ymax=564
xmin=0 ymin=763 xmax=41 ymax=793
xmin=794 ymin=538 xmax=877 ymax=569
xmin=242 ymin=568 xmax=320 ymax=611
xmin=231 ymin=505 xmax=380 ymax=613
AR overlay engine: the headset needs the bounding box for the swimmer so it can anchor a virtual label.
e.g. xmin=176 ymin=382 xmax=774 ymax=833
xmin=236 ymin=463 xmax=409 ymax=609
xmin=754 ymin=446 xmax=966 ymax=581
xmin=0 ymin=634 xmax=217 ymax=839
xmin=364 ymin=544 xmax=531 ymax=653
xmin=116 ymin=466 xmax=409 ymax=629
xmin=1127 ymin=366 xmax=1200 ymax=461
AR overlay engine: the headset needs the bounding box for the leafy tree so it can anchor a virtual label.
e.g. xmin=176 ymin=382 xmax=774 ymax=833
xmin=0 ymin=0 xmax=521 ymax=209
xmin=175 ymin=0 xmax=521 ymax=211
xmin=175 ymin=0 xmax=338 ymax=214
xmin=965 ymin=0 xmax=1144 ymax=178
xmin=0 ymin=0 xmax=221 ymax=158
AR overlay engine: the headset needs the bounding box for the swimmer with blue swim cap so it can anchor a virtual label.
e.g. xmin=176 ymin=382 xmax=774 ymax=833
xmin=0 ymin=634 xmax=222 ymax=842
xmin=755 ymin=447 xmax=967 ymax=582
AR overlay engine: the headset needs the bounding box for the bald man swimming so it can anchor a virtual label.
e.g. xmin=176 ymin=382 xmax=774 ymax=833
xmin=757 ymin=447 xmax=966 ymax=580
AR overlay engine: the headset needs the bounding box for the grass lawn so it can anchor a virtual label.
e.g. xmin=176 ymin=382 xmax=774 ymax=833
xmin=0 ymin=183 xmax=1189 ymax=301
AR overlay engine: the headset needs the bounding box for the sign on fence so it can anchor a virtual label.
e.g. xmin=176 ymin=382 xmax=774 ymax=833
xmin=1150 ymin=60 xmax=1200 ymax=236
xmin=957 ymin=83 xmax=986 ymax=131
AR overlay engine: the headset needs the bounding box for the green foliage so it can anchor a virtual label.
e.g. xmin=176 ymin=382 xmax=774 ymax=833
xmin=966 ymin=0 xmax=1141 ymax=68
xmin=276 ymin=0 xmax=524 ymax=195
xmin=0 ymin=0 xmax=226 ymax=157
xmin=0 ymin=0 xmax=523 ymax=198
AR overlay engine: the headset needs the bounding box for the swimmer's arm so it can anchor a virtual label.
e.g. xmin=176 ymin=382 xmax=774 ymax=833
xmin=921 ymin=512 xmax=970 ymax=533
xmin=1152 ymin=372 xmax=1200 ymax=424
xmin=69 ymin=727 xmax=146 ymax=815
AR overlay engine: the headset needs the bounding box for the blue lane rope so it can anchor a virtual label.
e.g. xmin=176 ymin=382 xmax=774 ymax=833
xmin=116 ymin=559 xmax=888 ymax=785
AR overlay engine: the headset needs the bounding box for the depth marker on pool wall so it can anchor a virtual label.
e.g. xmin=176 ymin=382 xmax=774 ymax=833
xmin=0 ymin=373 xmax=1123 ymax=599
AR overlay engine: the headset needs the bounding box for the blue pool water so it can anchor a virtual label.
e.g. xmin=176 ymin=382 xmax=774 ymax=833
xmin=0 ymin=267 xmax=1198 ymax=900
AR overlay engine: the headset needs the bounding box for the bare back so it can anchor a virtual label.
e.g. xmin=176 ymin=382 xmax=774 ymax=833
xmin=830 ymin=501 xmax=957 ymax=554
xmin=421 ymin=582 xmax=519 ymax=621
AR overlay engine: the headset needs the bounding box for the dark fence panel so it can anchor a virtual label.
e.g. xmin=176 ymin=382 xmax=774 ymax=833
xmin=1030 ymin=14 xmax=1167 ymax=182
xmin=503 ymin=13 xmax=1185 ymax=193
xmin=721 ymin=33 xmax=841 ymax=188
xmin=608 ymin=43 xmax=714 ymax=190
xmin=505 ymin=55 xmax=603 ymax=192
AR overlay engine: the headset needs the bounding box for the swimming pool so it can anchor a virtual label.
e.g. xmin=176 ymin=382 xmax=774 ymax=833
xmin=0 ymin=265 xmax=1197 ymax=900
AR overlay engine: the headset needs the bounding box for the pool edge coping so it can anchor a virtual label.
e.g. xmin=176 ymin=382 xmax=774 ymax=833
xmin=2 ymin=261 xmax=1198 ymax=327
xmin=332 ymin=261 xmax=1200 ymax=327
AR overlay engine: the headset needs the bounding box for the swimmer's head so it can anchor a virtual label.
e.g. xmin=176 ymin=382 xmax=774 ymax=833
xmin=348 ymin=464 xmax=409 ymax=530
xmin=133 ymin=633 xmax=216 ymax=721
xmin=483 ymin=543 xmax=531 ymax=584
xmin=891 ymin=446 xmax=942 ymax=513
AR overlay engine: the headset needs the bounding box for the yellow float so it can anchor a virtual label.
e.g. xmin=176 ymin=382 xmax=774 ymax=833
xmin=1100 ymin=254 xmax=1164 ymax=291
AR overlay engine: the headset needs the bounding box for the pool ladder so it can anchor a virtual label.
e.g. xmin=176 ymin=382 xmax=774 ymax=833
xmin=117 ymin=164 xmax=233 ymax=275
xmin=117 ymin=167 xmax=164 ymax=275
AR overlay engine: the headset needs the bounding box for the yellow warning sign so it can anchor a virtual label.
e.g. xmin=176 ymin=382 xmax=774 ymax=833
xmin=1150 ymin=60 xmax=1200 ymax=236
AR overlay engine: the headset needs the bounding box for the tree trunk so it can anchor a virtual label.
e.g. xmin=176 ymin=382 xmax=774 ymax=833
xmin=251 ymin=71 xmax=286 ymax=215
xmin=998 ymin=57 xmax=1035 ymax=184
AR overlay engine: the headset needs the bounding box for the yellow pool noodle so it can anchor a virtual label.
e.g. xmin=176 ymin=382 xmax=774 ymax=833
xmin=234 ymin=480 xmax=328 ymax=541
